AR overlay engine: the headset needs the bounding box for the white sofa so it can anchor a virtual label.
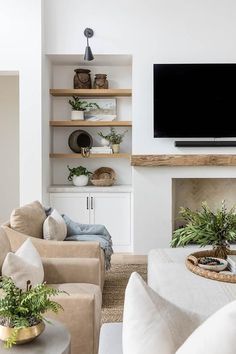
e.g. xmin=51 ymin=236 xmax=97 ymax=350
xmin=99 ymin=247 xmax=236 ymax=354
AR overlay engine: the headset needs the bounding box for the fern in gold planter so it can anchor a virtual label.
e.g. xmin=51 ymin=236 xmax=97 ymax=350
xmin=171 ymin=201 xmax=236 ymax=259
xmin=0 ymin=277 xmax=65 ymax=348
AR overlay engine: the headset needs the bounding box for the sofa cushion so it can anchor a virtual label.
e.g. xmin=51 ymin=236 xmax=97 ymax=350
xmin=2 ymin=238 xmax=44 ymax=290
xmin=43 ymin=209 xmax=67 ymax=241
xmin=176 ymin=300 xmax=236 ymax=354
xmin=0 ymin=228 xmax=11 ymax=273
xmin=10 ymin=201 xmax=46 ymax=238
xmin=123 ymin=272 xmax=201 ymax=354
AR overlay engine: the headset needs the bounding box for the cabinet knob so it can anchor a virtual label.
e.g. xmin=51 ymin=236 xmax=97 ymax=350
xmin=87 ymin=196 xmax=89 ymax=210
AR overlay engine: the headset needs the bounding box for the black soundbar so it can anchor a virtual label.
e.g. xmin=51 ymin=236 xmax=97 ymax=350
xmin=175 ymin=141 xmax=236 ymax=147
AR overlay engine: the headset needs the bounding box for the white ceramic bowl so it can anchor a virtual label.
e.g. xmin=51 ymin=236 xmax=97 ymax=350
xmin=198 ymin=257 xmax=228 ymax=272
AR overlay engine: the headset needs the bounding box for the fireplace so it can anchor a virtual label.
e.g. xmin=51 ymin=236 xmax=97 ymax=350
xmin=172 ymin=178 xmax=236 ymax=230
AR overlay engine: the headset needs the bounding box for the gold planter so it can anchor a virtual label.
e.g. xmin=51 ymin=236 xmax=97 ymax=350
xmin=112 ymin=144 xmax=120 ymax=153
xmin=0 ymin=321 xmax=45 ymax=345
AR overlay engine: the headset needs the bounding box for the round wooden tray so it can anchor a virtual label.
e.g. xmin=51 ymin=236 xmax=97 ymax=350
xmin=186 ymin=249 xmax=236 ymax=283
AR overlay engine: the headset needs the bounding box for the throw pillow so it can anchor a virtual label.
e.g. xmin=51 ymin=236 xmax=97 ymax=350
xmin=2 ymin=238 xmax=44 ymax=290
xmin=43 ymin=209 xmax=67 ymax=241
xmin=176 ymin=300 xmax=236 ymax=354
xmin=10 ymin=200 xmax=46 ymax=238
xmin=122 ymin=272 xmax=202 ymax=354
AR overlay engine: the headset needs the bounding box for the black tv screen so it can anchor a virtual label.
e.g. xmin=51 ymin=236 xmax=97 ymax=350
xmin=154 ymin=64 xmax=236 ymax=138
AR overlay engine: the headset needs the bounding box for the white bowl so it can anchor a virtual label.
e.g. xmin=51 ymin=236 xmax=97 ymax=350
xmin=198 ymin=257 xmax=228 ymax=272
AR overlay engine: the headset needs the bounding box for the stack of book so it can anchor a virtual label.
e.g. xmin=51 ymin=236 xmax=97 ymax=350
xmin=90 ymin=146 xmax=113 ymax=154
xmin=227 ymin=255 xmax=236 ymax=274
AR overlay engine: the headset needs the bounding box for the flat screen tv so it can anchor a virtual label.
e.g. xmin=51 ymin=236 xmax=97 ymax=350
xmin=154 ymin=64 xmax=236 ymax=138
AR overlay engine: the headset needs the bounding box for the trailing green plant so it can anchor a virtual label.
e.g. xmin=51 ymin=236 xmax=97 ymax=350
xmin=171 ymin=201 xmax=236 ymax=248
xmin=97 ymin=131 xmax=110 ymax=141
xmin=98 ymin=128 xmax=128 ymax=145
xmin=67 ymin=165 xmax=92 ymax=181
xmin=0 ymin=277 xmax=65 ymax=348
xmin=68 ymin=96 xmax=99 ymax=111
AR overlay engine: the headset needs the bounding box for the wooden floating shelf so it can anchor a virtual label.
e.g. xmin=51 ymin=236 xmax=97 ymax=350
xmin=50 ymin=89 xmax=132 ymax=97
xmin=131 ymin=154 xmax=236 ymax=166
xmin=50 ymin=120 xmax=132 ymax=127
xmin=50 ymin=153 xmax=131 ymax=159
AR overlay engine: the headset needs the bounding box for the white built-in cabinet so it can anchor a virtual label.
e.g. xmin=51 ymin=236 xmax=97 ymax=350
xmin=49 ymin=192 xmax=132 ymax=252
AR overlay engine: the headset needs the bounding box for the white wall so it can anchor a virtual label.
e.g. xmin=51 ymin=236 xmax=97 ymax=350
xmin=0 ymin=76 xmax=19 ymax=222
xmin=44 ymin=0 xmax=236 ymax=252
xmin=0 ymin=1 xmax=42 ymax=205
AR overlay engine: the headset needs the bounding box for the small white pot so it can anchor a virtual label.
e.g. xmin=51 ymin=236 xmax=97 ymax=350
xmin=71 ymin=110 xmax=84 ymax=121
xmin=100 ymin=138 xmax=110 ymax=147
xmin=72 ymin=175 xmax=89 ymax=186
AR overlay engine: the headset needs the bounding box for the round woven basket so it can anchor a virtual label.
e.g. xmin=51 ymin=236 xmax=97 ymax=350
xmin=186 ymin=249 xmax=236 ymax=283
xmin=91 ymin=167 xmax=116 ymax=187
xmin=90 ymin=178 xmax=115 ymax=186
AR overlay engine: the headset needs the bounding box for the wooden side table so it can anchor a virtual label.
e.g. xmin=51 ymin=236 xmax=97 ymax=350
xmin=0 ymin=320 xmax=71 ymax=354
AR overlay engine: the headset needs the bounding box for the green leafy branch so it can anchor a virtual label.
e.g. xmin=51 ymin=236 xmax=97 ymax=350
xmin=171 ymin=201 xmax=236 ymax=248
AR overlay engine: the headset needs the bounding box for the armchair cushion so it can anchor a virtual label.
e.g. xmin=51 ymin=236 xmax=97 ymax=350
xmin=10 ymin=201 xmax=46 ymax=238
xmin=0 ymin=228 xmax=11 ymax=272
xmin=2 ymin=238 xmax=44 ymax=290
xmin=43 ymin=209 xmax=67 ymax=241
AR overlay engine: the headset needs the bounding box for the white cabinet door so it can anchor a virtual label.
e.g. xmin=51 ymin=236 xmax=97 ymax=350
xmin=90 ymin=193 xmax=131 ymax=251
xmin=49 ymin=193 xmax=90 ymax=224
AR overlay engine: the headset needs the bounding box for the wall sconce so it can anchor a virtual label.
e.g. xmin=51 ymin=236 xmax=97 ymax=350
xmin=84 ymin=28 xmax=94 ymax=61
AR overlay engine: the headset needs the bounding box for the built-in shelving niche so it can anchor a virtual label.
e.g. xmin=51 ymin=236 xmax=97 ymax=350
xmin=48 ymin=54 xmax=132 ymax=186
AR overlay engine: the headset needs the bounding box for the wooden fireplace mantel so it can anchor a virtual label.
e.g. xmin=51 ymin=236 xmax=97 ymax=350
xmin=131 ymin=154 xmax=236 ymax=166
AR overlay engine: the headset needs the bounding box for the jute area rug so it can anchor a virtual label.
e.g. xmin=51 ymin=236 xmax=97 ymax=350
xmin=101 ymin=263 xmax=147 ymax=324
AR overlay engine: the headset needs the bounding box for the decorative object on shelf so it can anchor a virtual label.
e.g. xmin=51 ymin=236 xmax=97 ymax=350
xmin=186 ymin=249 xmax=236 ymax=283
xmin=98 ymin=131 xmax=110 ymax=146
xmin=73 ymin=68 xmax=92 ymax=89
xmin=98 ymin=127 xmax=128 ymax=154
xmin=91 ymin=167 xmax=116 ymax=186
xmin=81 ymin=147 xmax=91 ymax=158
xmin=0 ymin=277 xmax=64 ymax=348
xmin=84 ymin=98 xmax=116 ymax=121
xmin=68 ymin=129 xmax=93 ymax=153
xmin=69 ymin=96 xmax=99 ymax=121
xmin=90 ymin=146 xmax=112 ymax=154
xmin=84 ymin=28 xmax=94 ymax=61
xmin=171 ymin=201 xmax=236 ymax=259
xmin=93 ymin=74 xmax=108 ymax=89
xmin=67 ymin=165 xmax=92 ymax=186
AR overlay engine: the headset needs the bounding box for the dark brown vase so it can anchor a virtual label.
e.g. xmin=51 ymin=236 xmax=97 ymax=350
xmin=93 ymin=74 xmax=108 ymax=89
xmin=212 ymin=245 xmax=230 ymax=259
xmin=74 ymin=69 xmax=92 ymax=89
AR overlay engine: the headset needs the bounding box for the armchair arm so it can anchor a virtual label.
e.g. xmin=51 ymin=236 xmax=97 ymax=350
xmin=3 ymin=224 xmax=101 ymax=258
xmin=42 ymin=257 xmax=100 ymax=286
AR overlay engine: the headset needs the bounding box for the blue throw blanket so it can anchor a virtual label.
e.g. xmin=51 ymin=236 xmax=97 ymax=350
xmin=62 ymin=214 xmax=113 ymax=270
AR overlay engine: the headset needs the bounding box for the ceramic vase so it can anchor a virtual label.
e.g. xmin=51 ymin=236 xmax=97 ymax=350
xmin=72 ymin=175 xmax=89 ymax=186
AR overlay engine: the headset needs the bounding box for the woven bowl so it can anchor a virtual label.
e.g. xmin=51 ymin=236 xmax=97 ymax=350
xmin=90 ymin=178 xmax=115 ymax=186
xmin=92 ymin=167 xmax=116 ymax=180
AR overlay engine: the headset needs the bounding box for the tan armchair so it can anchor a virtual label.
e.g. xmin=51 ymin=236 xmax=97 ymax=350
xmin=0 ymin=228 xmax=102 ymax=354
xmin=3 ymin=222 xmax=105 ymax=289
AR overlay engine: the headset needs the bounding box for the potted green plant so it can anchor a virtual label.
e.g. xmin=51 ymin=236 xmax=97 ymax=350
xmin=97 ymin=131 xmax=110 ymax=147
xmin=171 ymin=201 xmax=236 ymax=259
xmin=67 ymin=165 xmax=92 ymax=186
xmin=68 ymin=96 xmax=99 ymax=121
xmin=98 ymin=128 xmax=128 ymax=153
xmin=0 ymin=277 xmax=64 ymax=348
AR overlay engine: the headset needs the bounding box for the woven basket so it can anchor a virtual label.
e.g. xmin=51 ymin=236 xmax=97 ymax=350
xmin=91 ymin=167 xmax=116 ymax=187
xmin=186 ymin=249 xmax=236 ymax=283
xmin=90 ymin=178 xmax=115 ymax=186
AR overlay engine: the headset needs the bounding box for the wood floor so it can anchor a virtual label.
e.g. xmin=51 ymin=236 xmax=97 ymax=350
xmin=111 ymin=253 xmax=147 ymax=264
